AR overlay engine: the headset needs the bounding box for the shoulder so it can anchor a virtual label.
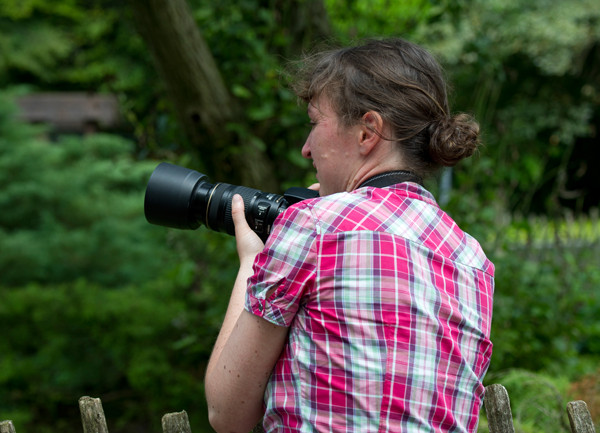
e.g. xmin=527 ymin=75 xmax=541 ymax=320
xmin=274 ymin=183 xmax=436 ymax=234
xmin=276 ymin=190 xmax=373 ymax=235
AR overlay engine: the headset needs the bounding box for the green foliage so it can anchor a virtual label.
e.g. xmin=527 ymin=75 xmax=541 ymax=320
xmin=0 ymin=0 xmax=322 ymax=183
xmin=0 ymin=92 xmax=176 ymax=286
xmin=0 ymin=228 xmax=240 ymax=433
xmin=415 ymin=0 xmax=600 ymax=217
xmin=190 ymin=0 xmax=316 ymax=185
xmin=0 ymin=0 xmax=150 ymax=91
xmin=325 ymin=0 xmax=437 ymax=40
xmin=486 ymin=217 xmax=600 ymax=374
xmin=0 ymin=0 xmax=320 ymax=182
xmin=0 ymin=280 xmax=210 ymax=433
xmin=0 ymin=1 xmax=166 ymax=155
xmin=0 ymin=20 xmax=72 ymax=82
xmin=0 ymin=89 xmax=241 ymax=432
xmin=422 ymin=0 xmax=600 ymax=377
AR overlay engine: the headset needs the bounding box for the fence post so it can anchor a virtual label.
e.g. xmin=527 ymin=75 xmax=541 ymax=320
xmin=161 ymin=411 xmax=192 ymax=433
xmin=79 ymin=396 xmax=109 ymax=433
xmin=484 ymin=384 xmax=516 ymax=433
xmin=567 ymin=400 xmax=596 ymax=433
xmin=0 ymin=421 xmax=16 ymax=433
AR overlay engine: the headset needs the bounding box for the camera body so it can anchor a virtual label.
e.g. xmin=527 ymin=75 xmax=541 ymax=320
xmin=144 ymin=162 xmax=319 ymax=242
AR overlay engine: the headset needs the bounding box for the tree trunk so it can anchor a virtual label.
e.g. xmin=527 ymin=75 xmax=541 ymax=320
xmin=127 ymin=0 xmax=332 ymax=189
xmin=127 ymin=0 xmax=279 ymax=188
xmin=274 ymin=0 xmax=332 ymax=57
xmin=128 ymin=0 xmax=233 ymax=141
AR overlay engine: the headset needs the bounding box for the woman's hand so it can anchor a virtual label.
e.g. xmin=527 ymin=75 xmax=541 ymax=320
xmin=231 ymin=194 xmax=264 ymax=264
xmin=308 ymin=182 xmax=320 ymax=192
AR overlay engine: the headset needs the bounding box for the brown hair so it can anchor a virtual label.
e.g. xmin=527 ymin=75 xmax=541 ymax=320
xmin=290 ymin=38 xmax=480 ymax=176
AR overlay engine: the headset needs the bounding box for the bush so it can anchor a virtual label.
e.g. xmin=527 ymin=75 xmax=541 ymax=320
xmin=0 ymin=90 xmax=241 ymax=432
xmin=0 ymin=91 xmax=178 ymax=286
xmin=486 ymin=215 xmax=600 ymax=374
xmin=0 ymin=280 xmax=206 ymax=433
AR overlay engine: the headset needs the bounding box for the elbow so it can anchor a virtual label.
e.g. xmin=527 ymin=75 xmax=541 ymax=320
xmin=206 ymin=396 xmax=231 ymax=432
xmin=206 ymin=388 xmax=263 ymax=433
xmin=207 ymin=408 xmax=227 ymax=433
xmin=207 ymin=407 xmax=226 ymax=432
xmin=208 ymin=407 xmax=260 ymax=433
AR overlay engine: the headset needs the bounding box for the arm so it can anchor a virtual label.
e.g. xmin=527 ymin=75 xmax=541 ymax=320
xmin=205 ymin=194 xmax=288 ymax=433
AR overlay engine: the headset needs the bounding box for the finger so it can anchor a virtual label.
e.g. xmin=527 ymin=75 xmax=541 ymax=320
xmin=231 ymin=194 xmax=265 ymax=261
xmin=308 ymin=183 xmax=320 ymax=192
xmin=231 ymin=194 xmax=249 ymax=231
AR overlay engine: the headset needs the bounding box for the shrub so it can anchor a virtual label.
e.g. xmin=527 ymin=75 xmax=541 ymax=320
xmin=487 ymin=215 xmax=600 ymax=374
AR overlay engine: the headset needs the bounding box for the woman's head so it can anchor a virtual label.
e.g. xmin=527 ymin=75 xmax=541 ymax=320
xmin=291 ymin=38 xmax=480 ymax=177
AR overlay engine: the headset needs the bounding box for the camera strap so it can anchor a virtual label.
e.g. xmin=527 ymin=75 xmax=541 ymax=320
xmin=358 ymin=170 xmax=423 ymax=188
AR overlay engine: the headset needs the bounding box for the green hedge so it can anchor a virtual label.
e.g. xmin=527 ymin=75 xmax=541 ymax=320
xmin=488 ymin=227 xmax=600 ymax=374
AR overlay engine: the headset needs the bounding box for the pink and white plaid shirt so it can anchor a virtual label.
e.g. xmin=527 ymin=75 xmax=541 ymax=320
xmin=246 ymin=182 xmax=494 ymax=432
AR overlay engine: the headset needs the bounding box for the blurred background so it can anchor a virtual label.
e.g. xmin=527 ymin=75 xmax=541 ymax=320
xmin=0 ymin=0 xmax=598 ymax=432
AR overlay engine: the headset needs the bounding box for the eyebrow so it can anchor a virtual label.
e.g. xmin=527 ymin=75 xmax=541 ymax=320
xmin=308 ymin=102 xmax=323 ymax=118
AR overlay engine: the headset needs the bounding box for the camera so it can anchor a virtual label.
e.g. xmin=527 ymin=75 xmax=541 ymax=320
xmin=144 ymin=162 xmax=319 ymax=242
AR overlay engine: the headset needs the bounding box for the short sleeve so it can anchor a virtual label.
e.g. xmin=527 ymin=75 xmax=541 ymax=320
xmin=244 ymin=202 xmax=318 ymax=327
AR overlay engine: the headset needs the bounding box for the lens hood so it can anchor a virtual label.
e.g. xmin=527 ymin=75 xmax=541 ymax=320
xmin=144 ymin=162 xmax=208 ymax=229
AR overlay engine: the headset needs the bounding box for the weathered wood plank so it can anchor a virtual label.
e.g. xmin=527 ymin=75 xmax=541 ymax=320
xmin=161 ymin=411 xmax=192 ymax=433
xmin=567 ymin=400 xmax=596 ymax=433
xmin=484 ymin=384 xmax=516 ymax=433
xmin=79 ymin=396 xmax=109 ymax=433
xmin=0 ymin=420 xmax=16 ymax=433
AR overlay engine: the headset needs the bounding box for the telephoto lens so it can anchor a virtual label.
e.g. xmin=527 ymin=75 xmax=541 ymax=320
xmin=144 ymin=162 xmax=318 ymax=242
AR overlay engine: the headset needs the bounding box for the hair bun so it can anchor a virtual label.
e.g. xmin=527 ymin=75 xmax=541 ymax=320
xmin=428 ymin=113 xmax=481 ymax=167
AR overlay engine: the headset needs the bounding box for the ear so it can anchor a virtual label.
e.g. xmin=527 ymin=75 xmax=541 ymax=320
xmin=358 ymin=111 xmax=385 ymax=156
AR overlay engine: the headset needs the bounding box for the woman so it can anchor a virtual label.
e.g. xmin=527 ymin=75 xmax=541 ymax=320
xmin=205 ymin=37 xmax=494 ymax=433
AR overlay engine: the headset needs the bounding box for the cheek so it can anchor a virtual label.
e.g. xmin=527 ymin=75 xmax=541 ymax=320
xmin=312 ymin=127 xmax=343 ymax=160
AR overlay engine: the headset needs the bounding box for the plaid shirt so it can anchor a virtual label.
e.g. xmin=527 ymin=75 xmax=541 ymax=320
xmin=246 ymin=183 xmax=494 ymax=432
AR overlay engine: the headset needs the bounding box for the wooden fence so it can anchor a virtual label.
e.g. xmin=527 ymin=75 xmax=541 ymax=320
xmin=484 ymin=383 xmax=596 ymax=433
xmin=0 ymin=384 xmax=596 ymax=433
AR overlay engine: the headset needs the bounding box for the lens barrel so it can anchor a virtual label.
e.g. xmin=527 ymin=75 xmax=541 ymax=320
xmin=203 ymin=183 xmax=287 ymax=240
xmin=144 ymin=162 xmax=290 ymax=241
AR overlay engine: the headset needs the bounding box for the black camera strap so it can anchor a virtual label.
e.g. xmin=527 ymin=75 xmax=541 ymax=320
xmin=284 ymin=170 xmax=422 ymax=205
xmin=358 ymin=170 xmax=423 ymax=188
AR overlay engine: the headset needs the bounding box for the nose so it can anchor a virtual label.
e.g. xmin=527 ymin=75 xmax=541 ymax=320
xmin=301 ymin=140 xmax=311 ymax=159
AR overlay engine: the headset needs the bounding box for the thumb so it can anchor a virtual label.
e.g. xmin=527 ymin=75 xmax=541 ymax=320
xmin=231 ymin=194 xmax=265 ymax=261
xmin=231 ymin=194 xmax=251 ymax=235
